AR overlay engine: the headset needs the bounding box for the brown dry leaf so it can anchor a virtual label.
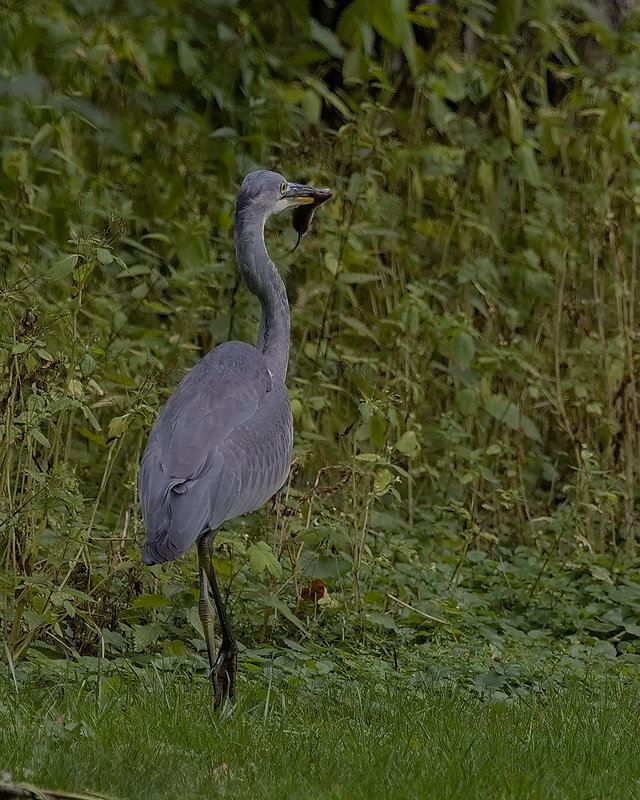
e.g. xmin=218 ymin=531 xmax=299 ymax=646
xmin=300 ymin=579 xmax=328 ymax=603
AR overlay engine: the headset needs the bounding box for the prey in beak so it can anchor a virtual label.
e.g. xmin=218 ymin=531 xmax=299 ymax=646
xmin=282 ymin=183 xmax=332 ymax=251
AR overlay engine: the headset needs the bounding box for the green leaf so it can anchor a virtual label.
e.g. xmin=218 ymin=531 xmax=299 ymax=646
xmin=133 ymin=594 xmax=171 ymax=608
xmin=517 ymin=143 xmax=541 ymax=186
xmin=589 ymin=565 xmax=614 ymax=584
xmin=451 ymin=331 xmax=475 ymax=368
xmin=96 ymin=247 xmax=113 ymax=264
xmin=107 ymin=415 xmax=129 ymax=440
xmin=51 ymin=254 xmax=79 ymax=280
xmin=492 ymin=0 xmax=521 ymax=35
xmin=133 ymin=622 xmax=164 ymax=650
xmin=259 ymin=593 xmax=308 ymax=633
xmin=30 ymin=428 xmax=51 ymax=448
xmin=301 ymin=89 xmax=322 ymax=124
xmin=248 ymin=542 xmax=282 ymax=579
xmin=505 ymin=92 xmax=523 ymax=144
xmin=368 ymin=611 xmax=399 ymax=630
xmin=370 ymin=413 xmax=387 ymax=449
xmin=477 ymin=160 xmax=493 ymax=201
xmin=355 ymin=453 xmax=380 ymax=462
xmin=309 ymin=18 xmax=345 ymax=57
xmin=485 ymin=394 xmax=540 ymax=441
xmin=427 ymin=94 xmax=448 ymax=134
xmin=456 ymin=388 xmax=478 ymax=417
xmin=177 ymin=39 xmax=200 ymax=78
xmin=370 ymin=0 xmax=407 ymax=47
xmin=395 ymin=430 xmax=419 ymax=458
xmin=2 ymin=149 xmax=29 ymax=182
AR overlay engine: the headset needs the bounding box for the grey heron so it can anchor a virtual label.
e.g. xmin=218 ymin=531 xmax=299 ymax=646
xmin=138 ymin=170 xmax=332 ymax=707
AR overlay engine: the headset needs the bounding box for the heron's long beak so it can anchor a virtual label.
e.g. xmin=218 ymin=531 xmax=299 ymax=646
xmin=283 ymin=183 xmax=333 ymax=208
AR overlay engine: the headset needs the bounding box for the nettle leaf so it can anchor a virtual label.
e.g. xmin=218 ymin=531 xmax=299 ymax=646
xmin=133 ymin=622 xmax=165 ymax=650
xmin=368 ymin=611 xmax=399 ymax=630
xmin=2 ymin=148 xmax=29 ymax=182
xmin=259 ymin=593 xmax=308 ymax=633
xmin=451 ymin=331 xmax=475 ymax=368
xmin=517 ymin=143 xmax=541 ymax=186
xmin=96 ymin=247 xmax=113 ymax=264
xmin=370 ymin=0 xmax=407 ymax=48
xmin=395 ymin=430 xmax=419 ymax=458
xmin=485 ymin=394 xmax=540 ymax=441
xmin=133 ymin=594 xmax=170 ymax=608
xmin=492 ymin=0 xmax=521 ymax=36
xmin=177 ymin=39 xmax=200 ymax=78
xmin=51 ymin=254 xmax=79 ymax=280
xmin=456 ymin=388 xmax=478 ymax=417
xmin=30 ymin=428 xmax=50 ymax=448
xmin=248 ymin=542 xmax=282 ymax=579
xmin=309 ymin=18 xmax=345 ymax=58
xmin=107 ymin=415 xmax=129 ymax=440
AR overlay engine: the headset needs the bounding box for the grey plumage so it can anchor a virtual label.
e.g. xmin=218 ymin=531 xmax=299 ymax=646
xmin=138 ymin=169 xmax=332 ymax=706
xmin=140 ymin=342 xmax=292 ymax=564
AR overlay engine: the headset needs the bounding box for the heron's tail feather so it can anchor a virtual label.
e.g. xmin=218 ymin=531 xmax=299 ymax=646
xmin=140 ymin=450 xmax=234 ymax=565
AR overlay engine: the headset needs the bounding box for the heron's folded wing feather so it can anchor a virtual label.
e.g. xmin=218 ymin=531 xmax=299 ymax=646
xmin=139 ymin=341 xmax=292 ymax=564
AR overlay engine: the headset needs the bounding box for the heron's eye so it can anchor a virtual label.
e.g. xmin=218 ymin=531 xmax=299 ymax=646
xmin=279 ymin=182 xmax=288 ymax=194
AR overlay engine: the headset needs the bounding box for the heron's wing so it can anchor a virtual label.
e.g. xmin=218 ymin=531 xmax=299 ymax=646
xmin=139 ymin=341 xmax=292 ymax=564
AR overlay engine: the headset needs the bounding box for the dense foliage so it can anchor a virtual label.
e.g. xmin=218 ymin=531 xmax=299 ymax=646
xmin=2 ymin=0 xmax=640 ymax=683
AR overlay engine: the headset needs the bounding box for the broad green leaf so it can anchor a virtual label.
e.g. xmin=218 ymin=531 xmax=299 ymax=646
xmin=133 ymin=623 xmax=164 ymax=650
xmin=30 ymin=428 xmax=50 ymax=448
xmin=370 ymin=412 xmax=387 ymax=449
xmin=485 ymin=394 xmax=540 ymax=441
xmin=259 ymin=593 xmax=308 ymax=633
xmin=107 ymin=415 xmax=129 ymax=440
xmin=309 ymin=18 xmax=345 ymax=57
xmin=395 ymin=430 xmax=419 ymax=458
xmin=517 ymin=143 xmax=541 ymax=186
xmin=451 ymin=331 xmax=475 ymax=368
xmin=96 ymin=247 xmax=113 ymax=264
xmin=370 ymin=0 xmax=407 ymax=47
xmin=368 ymin=612 xmax=399 ymax=630
xmin=301 ymin=89 xmax=322 ymax=124
xmin=456 ymin=388 xmax=478 ymax=417
xmin=51 ymin=254 xmax=79 ymax=280
xmin=373 ymin=467 xmax=396 ymax=497
xmin=177 ymin=39 xmax=199 ymax=77
xmin=248 ymin=542 xmax=282 ymax=579
xmin=133 ymin=594 xmax=171 ymax=608
xmin=492 ymin=0 xmax=521 ymax=35
xmin=427 ymin=94 xmax=448 ymax=133
xmin=2 ymin=149 xmax=28 ymax=182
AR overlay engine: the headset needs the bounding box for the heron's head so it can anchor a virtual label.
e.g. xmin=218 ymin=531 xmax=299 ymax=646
xmin=236 ymin=170 xmax=332 ymax=243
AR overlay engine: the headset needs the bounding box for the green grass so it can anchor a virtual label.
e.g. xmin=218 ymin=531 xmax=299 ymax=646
xmin=2 ymin=670 xmax=640 ymax=800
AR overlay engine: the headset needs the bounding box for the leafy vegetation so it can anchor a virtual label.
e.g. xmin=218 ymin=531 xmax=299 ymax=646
xmin=1 ymin=0 xmax=640 ymax=716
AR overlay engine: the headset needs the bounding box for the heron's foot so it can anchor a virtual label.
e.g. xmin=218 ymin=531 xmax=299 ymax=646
xmin=211 ymin=640 xmax=237 ymax=709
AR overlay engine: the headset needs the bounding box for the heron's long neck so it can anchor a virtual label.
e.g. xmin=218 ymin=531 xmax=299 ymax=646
xmin=234 ymin=211 xmax=290 ymax=382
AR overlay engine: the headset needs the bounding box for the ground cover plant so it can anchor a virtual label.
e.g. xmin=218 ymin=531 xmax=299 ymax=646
xmin=2 ymin=0 xmax=640 ymax=797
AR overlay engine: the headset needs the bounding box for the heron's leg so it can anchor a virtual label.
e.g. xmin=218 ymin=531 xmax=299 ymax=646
xmin=197 ymin=546 xmax=216 ymax=677
xmin=198 ymin=532 xmax=238 ymax=708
